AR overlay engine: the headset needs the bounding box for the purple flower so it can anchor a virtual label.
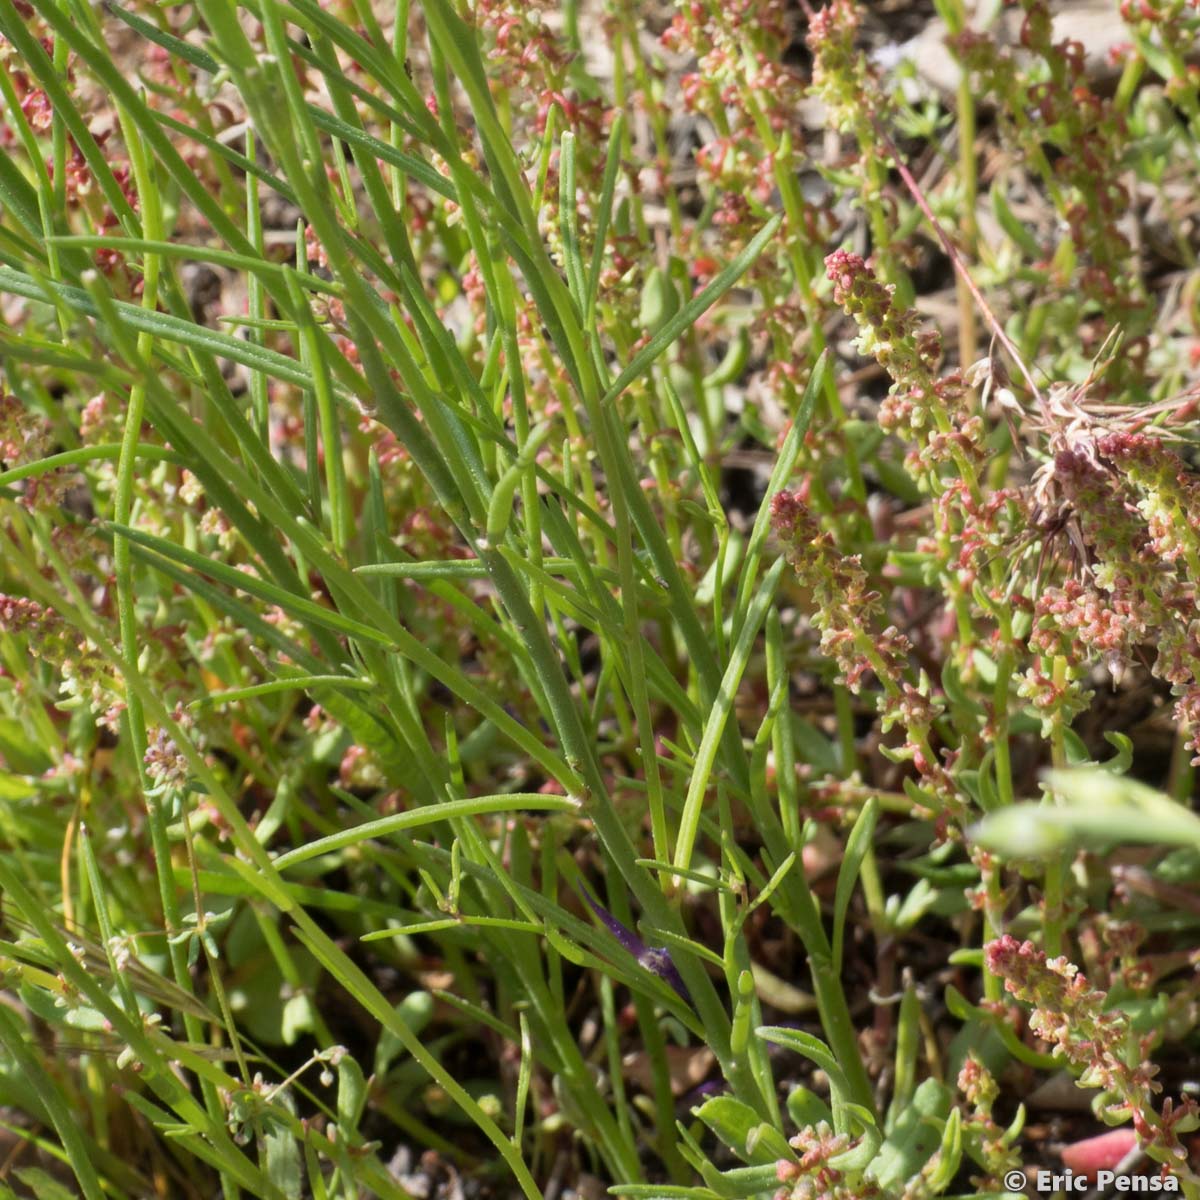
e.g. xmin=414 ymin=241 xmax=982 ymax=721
xmin=578 ymin=884 xmax=692 ymax=1005
xmin=683 ymin=1080 xmax=727 ymax=1108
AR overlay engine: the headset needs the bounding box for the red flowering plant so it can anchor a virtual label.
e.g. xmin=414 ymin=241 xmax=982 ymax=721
xmin=763 ymin=1 xmax=1200 ymax=1193
xmin=988 ymin=934 xmax=1200 ymax=1187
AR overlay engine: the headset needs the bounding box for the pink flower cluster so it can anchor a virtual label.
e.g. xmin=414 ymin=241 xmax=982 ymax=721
xmin=772 ymin=489 xmax=960 ymax=819
xmin=957 ymin=1055 xmax=1023 ymax=1188
xmin=986 ymin=935 xmax=1199 ymax=1180
xmin=824 ymin=252 xmax=976 ymax=460
xmin=805 ymin=0 xmax=881 ymax=129
xmin=775 ymin=1122 xmax=870 ymax=1200
xmin=0 ymin=592 xmax=114 ymax=715
xmin=1032 ymin=431 xmax=1200 ymax=759
xmin=771 ymin=489 xmax=906 ymax=695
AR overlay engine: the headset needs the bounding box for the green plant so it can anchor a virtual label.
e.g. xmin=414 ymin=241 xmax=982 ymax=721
xmin=0 ymin=0 xmax=1199 ymax=1198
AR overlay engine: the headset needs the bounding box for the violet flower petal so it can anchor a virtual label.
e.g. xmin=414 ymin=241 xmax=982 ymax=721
xmin=638 ymin=945 xmax=692 ymax=1006
xmin=578 ymin=884 xmax=692 ymax=1005
xmin=683 ymin=1080 xmax=727 ymax=1109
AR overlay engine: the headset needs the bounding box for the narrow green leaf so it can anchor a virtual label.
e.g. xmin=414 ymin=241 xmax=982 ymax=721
xmin=603 ymin=214 xmax=782 ymax=405
xmin=0 ymin=265 xmax=316 ymax=389
xmin=973 ymin=769 xmax=1200 ymax=856
xmin=0 ymin=1008 xmax=107 ymax=1200
xmin=107 ymin=523 xmax=393 ymax=646
xmin=274 ymin=795 xmax=576 ymax=870
xmin=734 ymin=348 xmax=829 ymax=629
xmin=0 ymin=443 xmax=178 ymax=490
xmin=832 ymin=797 xmax=879 ymax=973
xmin=673 ymin=559 xmax=786 ymax=875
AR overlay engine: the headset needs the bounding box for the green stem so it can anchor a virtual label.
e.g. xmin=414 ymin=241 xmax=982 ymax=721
xmin=1043 ymin=656 xmax=1070 ymax=957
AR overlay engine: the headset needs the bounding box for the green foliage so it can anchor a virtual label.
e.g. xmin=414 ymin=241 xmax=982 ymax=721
xmin=0 ymin=0 xmax=1199 ymax=1197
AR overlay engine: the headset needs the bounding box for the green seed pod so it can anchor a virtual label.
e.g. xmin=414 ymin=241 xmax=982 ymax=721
xmin=486 ymin=460 xmax=527 ymax=544
xmin=639 ymin=266 xmax=679 ymax=334
xmin=729 ymin=968 xmax=756 ymax=1056
xmin=485 ymin=422 xmax=553 ymax=543
xmin=704 ymin=327 xmax=750 ymax=387
xmin=398 ymin=990 xmax=434 ymax=1038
